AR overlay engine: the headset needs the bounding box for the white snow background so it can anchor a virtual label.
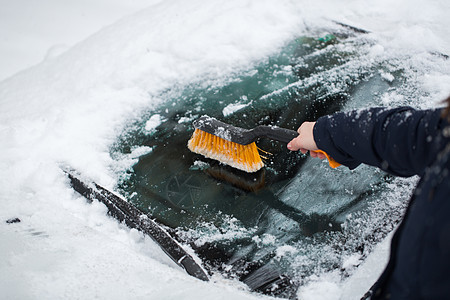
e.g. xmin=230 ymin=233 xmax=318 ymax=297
xmin=1 ymin=0 xmax=450 ymax=299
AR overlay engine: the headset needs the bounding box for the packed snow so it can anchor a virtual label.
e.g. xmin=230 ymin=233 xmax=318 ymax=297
xmin=144 ymin=114 xmax=165 ymax=133
xmin=222 ymin=96 xmax=252 ymax=116
xmin=1 ymin=0 xmax=450 ymax=299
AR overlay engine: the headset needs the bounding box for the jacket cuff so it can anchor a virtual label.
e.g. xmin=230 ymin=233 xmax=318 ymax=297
xmin=313 ymin=115 xmax=361 ymax=169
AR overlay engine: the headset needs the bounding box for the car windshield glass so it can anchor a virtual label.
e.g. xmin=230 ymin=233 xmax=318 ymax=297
xmin=112 ymin=26 xmax=415 ymax=297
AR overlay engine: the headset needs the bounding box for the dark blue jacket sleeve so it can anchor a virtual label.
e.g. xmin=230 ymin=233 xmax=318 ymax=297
xmin=313 ymin=107 xmax=446 ymax=177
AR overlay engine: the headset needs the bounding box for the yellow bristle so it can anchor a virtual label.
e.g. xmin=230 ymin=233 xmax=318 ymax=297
xmin=188 ymin=129 xmax=264 ymax=173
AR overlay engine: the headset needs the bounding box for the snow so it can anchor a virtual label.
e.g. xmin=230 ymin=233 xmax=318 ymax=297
xmin=380 ymin=72 xmax=395 ymax=83
xmin=1 ymin=0 xmax=450 ymax=299
xmin=223 ymin=96 xmax=252 ymax=116
xmin=0 ymin=0 xmax=160 ymax=81
xmin=223 ymin=102 xmax=251 ymax=116
xmin=298 ymin=232 xmax=392 ymax=300
xmin=298 ymin=278 xmax=342 ymax=300
xmin=340 ymin=231 xmax=393 ymax=299
xmin=145 ymin=114 xmax=165 ymax=132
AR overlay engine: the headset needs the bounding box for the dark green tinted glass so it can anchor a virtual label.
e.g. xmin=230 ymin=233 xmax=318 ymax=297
xmin=113 ymin=27 xmax=406 ymax=297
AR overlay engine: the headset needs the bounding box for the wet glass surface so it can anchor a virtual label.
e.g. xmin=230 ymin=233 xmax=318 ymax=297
xmin=113 ymin=26 xmax=412 ymax=297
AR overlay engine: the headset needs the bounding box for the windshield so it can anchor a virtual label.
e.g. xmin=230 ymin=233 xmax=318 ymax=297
xmin=112 ymin=26 xmax=417 ymax=297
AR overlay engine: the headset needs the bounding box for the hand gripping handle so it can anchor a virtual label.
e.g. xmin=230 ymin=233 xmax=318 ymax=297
xmin=258 ymin=126 xmax=341 ymax=168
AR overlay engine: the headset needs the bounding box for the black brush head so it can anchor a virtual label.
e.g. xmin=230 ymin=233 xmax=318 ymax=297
xmin=193 ymin=116 xmax=299 ymax=145
xmin=192 ymin=116 xmax=257 ymax=145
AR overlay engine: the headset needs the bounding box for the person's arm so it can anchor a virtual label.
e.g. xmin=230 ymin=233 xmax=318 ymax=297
xmin=288 ymin=107 xmax=446 ymax=177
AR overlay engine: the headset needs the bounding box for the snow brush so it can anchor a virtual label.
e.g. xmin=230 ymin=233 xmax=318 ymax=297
xmin=187 ymin=116 xmax=340 ymax=173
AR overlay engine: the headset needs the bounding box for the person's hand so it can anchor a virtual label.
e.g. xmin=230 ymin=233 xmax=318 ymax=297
xmin=287 ymin=122 xmax=326 ymax=160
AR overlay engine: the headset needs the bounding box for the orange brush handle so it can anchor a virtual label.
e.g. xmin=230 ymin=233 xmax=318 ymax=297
xmin=312 ymin=150 xmax=341 ymax=168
